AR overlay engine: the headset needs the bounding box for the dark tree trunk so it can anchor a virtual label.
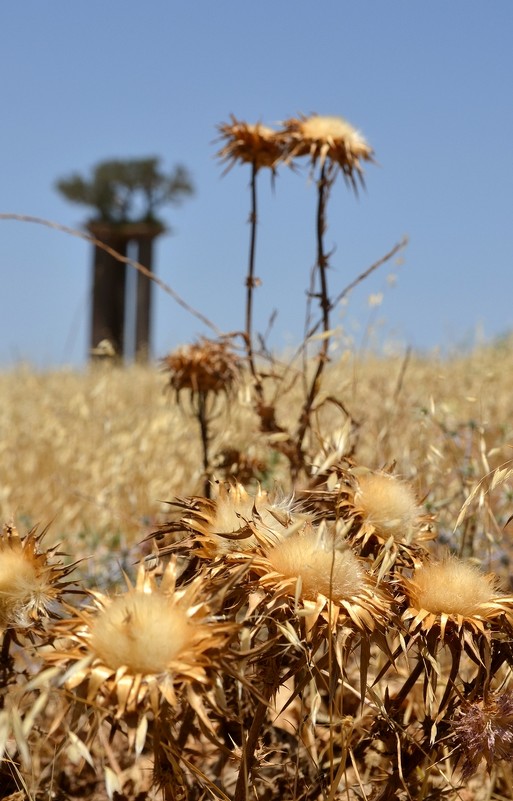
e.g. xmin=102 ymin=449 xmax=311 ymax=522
xmin=87 ymin=222 xmax=163 ymax=364
xmin=90 ymin=237 xmax=127 ymax=359
xmin=135 ymin=237 xmax=154 ymax=362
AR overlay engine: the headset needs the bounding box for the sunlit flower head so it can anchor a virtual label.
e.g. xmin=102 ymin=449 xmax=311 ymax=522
xmin=354 ymin=472 xmax=421 ymax=545
xmin=45 ymin=561 xmax=236 ymax=722
xmin=162 ymin=337 xmax=241 ymax=399
xmin=280 ymin=113 xmax=374 ymax=188
xmin=0 ymin=523 xmax=73 ymax=631
xmin=249 ymin=523 xmax=390 ymax=633
xmin=175 ymin=481 xmax=312 ymax=558
xmin=402 ymin=558 xmax=513 ymax=640
xmin=216 ymin=116 xmax=284 ymax=173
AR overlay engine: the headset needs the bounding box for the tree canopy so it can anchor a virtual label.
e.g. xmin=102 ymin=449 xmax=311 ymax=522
xmin=55 ymin=157 xmax=194 ymax=225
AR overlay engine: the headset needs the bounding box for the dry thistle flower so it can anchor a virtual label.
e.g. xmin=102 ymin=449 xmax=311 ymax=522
xmin=162 ymin=339 xmax=243 ymax=497
xmin=265 ymin=526 xmax=365 ymax=602
xmin=311 ymin=468 xmax=432 ymax=576
xmin=0 ymin=523 xmax=74 ymax=631
xmin=248 ymin=523 xmax=389 ymax=633
xmin=214 ymin=447 xmax=267 ymax=485
xmin=162 ymin=336 xmax=241 ymax=399
xmin=402 ymin=558 xmax=513 ymax=640
xmin=173 ymin=481 xmax=311 ymax=558
xmin=452 ymin=690 xmax=513 ymax=778
xmin=280 ymin=113 xmax=374 ymax=188
xmin=216 ymin=115 xmax=284 ymax=173
xmin=45 ymin=561 xmax=236 ymax=722
xmin=353 ymin=471 xmax=421 ymax=545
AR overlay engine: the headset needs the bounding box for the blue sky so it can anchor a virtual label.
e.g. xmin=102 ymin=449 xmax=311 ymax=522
xmin=1 ymin=1 xmax=512 ymax=367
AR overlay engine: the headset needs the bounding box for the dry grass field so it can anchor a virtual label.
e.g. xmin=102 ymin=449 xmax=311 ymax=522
xmin=3 ymin=342 xmax=513 ymax=575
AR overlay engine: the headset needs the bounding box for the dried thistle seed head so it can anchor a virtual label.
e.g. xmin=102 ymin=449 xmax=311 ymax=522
xmin=452 ymin=691 xmax=513 ymax=778
xmin=354 ymin=472 xmax=421 ymax=544
xmin=162 ymin=337 xmax=241 ymax=397
xmin=88 ymin=593 xmax=193 ymax=675
xmin=280 ymin=113 xmax=374 ymax=187
xmin=402 ymin=558 xmax=513 ymax=638
xmin=265 ymin=526 xmax=366 ymax=602
xmin=216 ymin=116 xmax=284 ymax=172
xmin=214 ymin=447 xmax=267 ymax=485
xmin=181 ymin=481 xmax=311 ymax=557
xmin=249 ymin=523 xmax=390 ymax=632
xmin=0 ymin=523 xmax=72 ymax=630
xmin=411 ymin=560 xmax=497 ymax=617
xmin=45 ymin=561 xmax=236 ymax=719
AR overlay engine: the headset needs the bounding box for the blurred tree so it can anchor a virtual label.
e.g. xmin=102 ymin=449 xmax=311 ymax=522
xmin=55 ymin=157 xmax=194 ymax=225
xmin=55 ymin=157 xmax=194 ymax=362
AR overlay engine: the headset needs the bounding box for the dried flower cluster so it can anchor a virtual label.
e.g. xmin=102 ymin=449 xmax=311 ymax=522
xmin=216 ymin=115 xmax=285 ymax=173
xmin=0 ymin=523 xmax=73 ymax=632
xmin=162 ymin=336 xmax=241 ymax=398
xmin=45 ymin=561 xmax=235 ymax=724
xmin=4 ymin=451 xmax=513 ymax=800
xmin=402 ymin=558 xmax=513 ymax=639
xmin=281 ymin=113 xmax=374 ymax=187
xmin=452 ymin=691 xmax=513 ymax=778
xmin=216 ymin=112 xmax=374 ymax=188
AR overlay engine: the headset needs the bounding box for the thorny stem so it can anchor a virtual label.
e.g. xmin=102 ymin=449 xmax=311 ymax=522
xmin=0 ymin=629 xmax=13 ymax=708
xmin=316 ymin=162 xmax=331 ymax=339
xmin=177 ymin=704 xmax=196 ymax=750
xmin=234 ymin=628 xmax=280 ymax=801
xmin=385 ymin=658 xmax=425 ymax=717
xmin=153 ymin=702 xmax=187 ymax=801
xmin=233 ymin=691 xmax=271 ymax=801
xmin=296 ymin=161 xmax=332 ymax=462
xmin=245 ymin=161 xmax=264 ymax=403
xmin=196 ymin=392 xmax=211 ymax=499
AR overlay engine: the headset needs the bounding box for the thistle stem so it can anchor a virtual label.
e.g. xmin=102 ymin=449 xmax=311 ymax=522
xmin=316 ymin=162 xmax=331 ymax=338
xmin=196 ymin=391 xmax=211 ymax=499
xmin=296 ymin=162 xmax=332 ymax=459
xmin=245 ymin=161 xmax=264 ymax=402
xmin=234 ymin=630 xmax=279 ymax=801
xmin=0 ymin=629 xmax=13 ymax=709
xmin=233 ymin=689 xmax=271 ymax=801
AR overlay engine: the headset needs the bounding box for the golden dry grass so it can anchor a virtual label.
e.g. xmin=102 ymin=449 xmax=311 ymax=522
xmin=2 ymin=340 xmax=513 ymax=576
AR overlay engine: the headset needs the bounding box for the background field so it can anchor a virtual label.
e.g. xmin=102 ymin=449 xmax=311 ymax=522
xmin=3 ymin=339 xmax=513 ymax=584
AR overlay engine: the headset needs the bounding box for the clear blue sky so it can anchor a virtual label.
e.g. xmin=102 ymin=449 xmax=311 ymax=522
xmin=1 ymin=1 xmax=512 ymax=367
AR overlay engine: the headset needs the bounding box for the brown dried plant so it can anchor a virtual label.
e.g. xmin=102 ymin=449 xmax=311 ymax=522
xmin=215 ymin=113 xmax=380 ymax=484
xmin=141 ymin=461 xmax=513 ymax=800
xmin=162 ymin=337 xmax=242 ymax=497
xmin=279 ymin=115 xmax=375 ymax=469
xmin=4 ymin=428 xmax=513 ymax=798
xmin=216 ymin=117 xmax=285 ymax=409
